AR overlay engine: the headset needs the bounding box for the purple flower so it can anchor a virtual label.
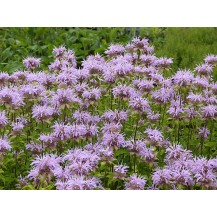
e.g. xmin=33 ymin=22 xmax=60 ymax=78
xmin=85 ymin=124 xmax=98 ymax=138
xmin=102 ymin=132 xmax=125 ymax=149
xmin=187 ymin=92 xmax=203 ymax=104
xmin=82 ymin=88 xmax=101 ymax=102
xmin=204 ymin=54 xmax=217 ymax=65
xmin=172 ymin=70 xmax=194 ymax=86
xmin=52 ymin=88 xmax=81 ymax=107
xmin=103 ymin=70 xmax=117 ymax=84
xmin=28 ymin=154 xmax=61 ymax=184
xmin=190 ymin=158 xmax=216 ymax=188
xmin=68 ymin=124 xmax=86 ymax=140
xmin=145 ymin=128 xmax=164 ymax=146
xmin=0 ymin=137 xmax=11 ymax=155
xmin=0 ymin=72 xmax=9 ymax=85
xmin=11 ymin=122 xmax=24 ymax=135
xmin=114 ymin=165 xmax=129 ymax=180
xmin=129 ymin=96 xmax=151 ymax=113
xmin=56 ymin=176 xmax=102 ymax=190
xmin=112 ymin=62 xmax=134 ymax=77
xmin=198 ymin=127 xmax=210 ymax=139
xmin=68 ymin=161 xmax=93 ymax=176
xmin=152 ymin=168 xmax=172 ymax=186
xmin=140 ymin=54 xmax=157 ymax=66
xmin=26 ymin=142 xmax=42 ymax=155
xmin=193 ymin=76 xmax=210 ymax=88
xmin=74 ymin=69 xmax=89 ymax=82
xmin=0 ymin=87 xmax=24 ymax=108
xmin=63 ymin=149 xmax=100 ymax=176
xmin=172 ymin=168 xmax=194 ymax=186
xmin=195 ymin=63 xmax=213 ymax=76
xmin=73 ymin=110 xmax=95 ymax=124
xmin=131 ymin=37 xmax=149 ymax=50
xmin=23 ymin=57 xmax=40 ymax=69
xmin=184 ymin=107 xmax=199 ymax=119
xmin=147 ymin=112 xmax=160 ymax=121
xmin=20 ymin=84 xmax=44 ymax=99
xmin=151 ymin=87 xmax=175 ymax=104
xmin=113 ymin=85 xmax=135 ymax=99
xmin=83 ymin=177 xmax=103 ymax=190
xmin=102 ymin=110 xmax=128 ymax=123
xmin=0 ymin=111 xmax=8 ymax=129
xmin=32 ymin=105 xmax=54 ymax=122
xmin=39 ymin=133 xmax=57 ymax=149
xmin=49 ymin=59 xmax=62 ymax=71
xmin=101 ymin=122 xmax=122 ymax=134
xmin=149 ymin=72 xmax=164 ymax=83
xmin=64 ymin=50 xmax=77 ymax=67
xmin=16 ymin=175 xmax=29 ymax=189
xmin=99 ymin=146 xmax=115 ymax=162
xmin=201 ymin=104 xmax=217 ymax=118
xmin=37 ymin=72 xmax=55 ymax=88
xmin=141 ymin=66 xmax=158 ymax=76
xmin=105 ymin=44 xmax=125 ymax=56
xmin=155 ymin=57 xmax=173 ymax=69
xmin=82 ymin=54 xmax=105 ymax=75
xmin=165 ymin=144 xmax=193 ymax=163
xmin=56 ymin=71 xmax=77 ymax=86
xmin=74 ymin=82 xmax=88 ymax=94
xmin=167 ymin=105 xmax=183 ymax=119
xmin=133 ymin=79 xmax=154 ymax=92
xmin=52 ymin=122 xmax=70 ymax=140
xmin=125 ymin=174 xmax=147 ymax=190
xmin=53 ymin=46 xmax=66 ymax=58
xmin=13 ymin=71 xmax=28 ymax=81
xmin=167 ymin=97 xmax=183 ymax=119
xmin=140 ymin=147 xmax=156 ymax=163
xmin=124 ymin=140 xmax=146 ymax=156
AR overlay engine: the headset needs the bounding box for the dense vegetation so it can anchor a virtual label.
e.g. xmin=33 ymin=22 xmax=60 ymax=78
xmin=2 ymin=27 xmax=217 ymax=72
xmin=0 ymin=27 xmax=165 ymax=72
xmin=1 ymin=28 xmax=217 ymax=190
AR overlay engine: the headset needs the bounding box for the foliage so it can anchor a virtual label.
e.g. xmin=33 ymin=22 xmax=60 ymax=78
xmin=156 ymin=28 xmax=217 ymax=72
xmin=0 ymin=27 xmax=165 ymax=72
xmin=0 ymin=29 xmax=217 ymax=190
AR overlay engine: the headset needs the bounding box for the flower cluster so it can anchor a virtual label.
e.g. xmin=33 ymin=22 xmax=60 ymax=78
xmin=0 ymin=37 xmax=217 ymax=190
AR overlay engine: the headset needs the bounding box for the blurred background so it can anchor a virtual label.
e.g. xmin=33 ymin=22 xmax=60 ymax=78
xmin=1 ymin=27 xmax=217 ymax=73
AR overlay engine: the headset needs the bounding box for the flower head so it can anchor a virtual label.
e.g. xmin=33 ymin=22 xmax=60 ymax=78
xmin=0 ymin=111 xmax=8 ymax=129
xmin=198 ymin=127 xmax=210 ymax=140
xmin=114 ymin=165 xmax=129 ymax=180
xmin=105 ymin=44 xmax=125 ymax=56
xmin=23 ymin=57 xmax=40 ymax=69
xmin=125 ymin=174 xmax=147 ymax=190
xmin=0 ymin=137 xmax=11 ymax=155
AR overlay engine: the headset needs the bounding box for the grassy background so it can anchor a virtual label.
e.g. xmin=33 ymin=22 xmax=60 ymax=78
xmin=1 ymin=27 xmax=217 ymax=73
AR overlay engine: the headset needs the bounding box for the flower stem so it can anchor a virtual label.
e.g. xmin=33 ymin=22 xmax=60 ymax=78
xmin=133 ymin=154 xmax=136 ymax=173
xmin=208 ymin=119 xmax=215 ymax=158
xmin=110 ymin=86 xmax=113 ymax=110
xmin=133 ymin=115 xmax=139 ymax=142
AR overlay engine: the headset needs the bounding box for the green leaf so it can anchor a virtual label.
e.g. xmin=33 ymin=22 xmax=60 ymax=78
xmin=204 ymin=141 xmax=216 ymax=147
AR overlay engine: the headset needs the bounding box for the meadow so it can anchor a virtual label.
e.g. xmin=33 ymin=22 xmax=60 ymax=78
xmin=0 ymin=28 xmax=217 ymax=190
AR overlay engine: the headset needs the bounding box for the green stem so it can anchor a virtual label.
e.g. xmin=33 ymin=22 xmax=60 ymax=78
xmin=208 ymin=119 xmax=215 ymax=158
xmin=187 ymin=119 xmax=192 ymax=150
xmin=118 ymin=97 xmax=121 ymax=110
xmin=133 ymin=154 xmax=136 ymax=173
xmin=110 ymin=86 xmax=113 ymax=110
xmin=41 ymin=121 xmax=44 ymax=157
xmin=177 ymin=119 xmax=180 ymax=144
xmin=104 ymin=164 xmax=107 ymax=189
xmin=161 ymin=104 xmax=167 ymax=126
xmin=200 ymin=138 xmax=204 ymax=156
xmin=133 ymin=115 xmax=139 ymax=142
